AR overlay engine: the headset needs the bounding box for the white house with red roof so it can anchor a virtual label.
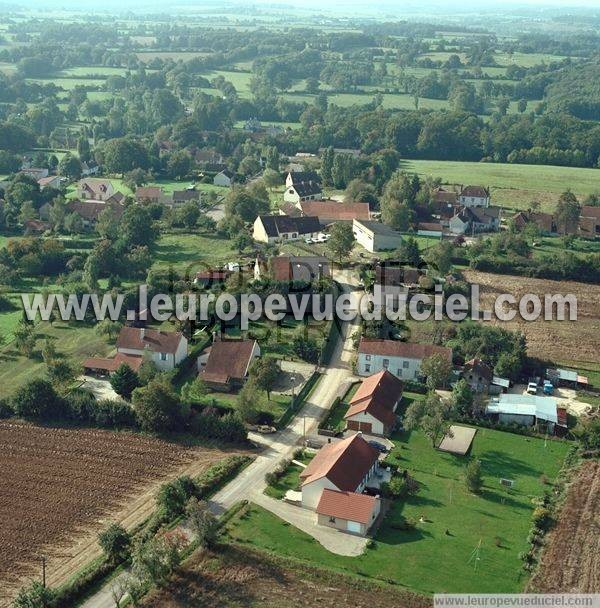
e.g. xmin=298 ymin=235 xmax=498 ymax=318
xmin=300 ymin=434 xmax=381 ymax=535
xmin=197 ymin=338 xmax=260 ymax=391
xmin=344 ymin=370 xmax=403 ymax=436
xmin=358 ymin=337 xmax=452 ymax=381
xmin=458 ymin=185 xmax=490 ymax=208
xmin=83 ymin=327 xmax=187 ymax=375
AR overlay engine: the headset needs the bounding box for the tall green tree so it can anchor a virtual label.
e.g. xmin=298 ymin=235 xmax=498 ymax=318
xmin=327 ymin=222 xmax=355 ymax=262
xmin=110 ymin=364 xmax=140 ymax=400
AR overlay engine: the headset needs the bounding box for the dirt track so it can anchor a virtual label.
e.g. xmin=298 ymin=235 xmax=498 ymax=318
xmin=529 ymin=461 xmax=600 ymax=593
xmin=0 ymin=421 xmax=234 ymax=605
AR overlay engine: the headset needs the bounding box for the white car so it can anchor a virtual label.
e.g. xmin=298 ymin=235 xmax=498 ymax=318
xmin=527 ymin=382 xmax=538 ymax=395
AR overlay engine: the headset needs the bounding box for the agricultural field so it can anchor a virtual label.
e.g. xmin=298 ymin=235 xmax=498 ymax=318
xmin=224 ymin=426 xmax=570 ymax=594
xmin=463 ymin=270 xmax=600 ymax=385
xmin=140 ymin=545 xmax=429 ymax=608
xmin=528 ymin=460 xmax=600 ymax=593
xmin=0 ymin=421 xmax=238 ymax=602
xmin=401 ymin=160 xmax=600 ymax=212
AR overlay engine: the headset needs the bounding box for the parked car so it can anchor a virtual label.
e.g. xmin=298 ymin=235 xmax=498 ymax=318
xmin=527 ymin=382 xmax=538 ymax=395
xmin=543 ymin=380 xmax=554 ymax=395
xmin=368 ymin=440 xmax=388 ymax=453
xmin=256 ymin=425 xmax=276 ymax=434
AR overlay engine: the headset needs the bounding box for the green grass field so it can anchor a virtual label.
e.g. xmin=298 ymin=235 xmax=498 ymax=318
xmin=224 ymin=426 xmax=571 ymax=594
xmin=264 ymin=451 xmax=314 ymax=499
xmin=152 ymin=232 xmax=239 ymax=272
xmin=401 ymin=159 xmax=600 ymax=212
xmin=0 ymin=321 xmax=111 ymax=398
xmin=27 ymin=77 xmax=105 ymax=90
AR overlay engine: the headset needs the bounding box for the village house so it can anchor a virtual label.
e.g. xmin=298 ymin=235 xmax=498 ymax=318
xmin=458 ymin=185 xmax=490 ymax=208
xmin=21 ymin=167 xmax=49 ymax=180
xmin=579 ymin=205 xmax=600 ymax=238
xmin=23 ymin=218 xmax=51 ymax=234
xmin=253 ymin=214 xmax=321 ymax=244
xmin=462 ymin=357 xmax=494 ymax=393
xmin=213 ymin=169 xmax=235 ymax=187
xmin=83 ymin=327 xmax=188 ymax=374
xmin=136 ymin=186 xmax=163 ymax=205
xmin=486 ymin=393 xmax=567 ymax=434
xmin=77 ymin=179 xmax=115 ymax=202
xmin=81 ymin=160 xmax=100 ymax=177
xmin=417 ymin=222 xmax=445 ymax=237
xmin=357 ymin=337 xmax=453 ymax=380
xmin=283 ymin=180 xmax=323 ymax=204
xmin=254 ymin=254 xmax=331 ymax=283
xmin=285 ymin=170 xmax=321 ymax=189
xmin=37 ymin=175 xmax=62 ymax=191
xmin=352 ymin=219 xmax=403 ymax=252
xmin=512 ymin=210 xmax=557 ymax=234
xmin=432 ymin=187 xmax=458 ymax=205
xmin=449 ymin=206 xmax=500 ymax=235
xmin=197 ymin=338 xmax=260 ymax=391
xmin=344 ymin=370 xmax=403 ymax=436
xmin=66 ymin=199 xmax=125 ymax=229
xmin=300 ymin=434 xmax=381 ymax=535
xmin=294 ymin=199 xmax=370 ymax=226
xmin=171 ymin=189 xmax=202 ymax=208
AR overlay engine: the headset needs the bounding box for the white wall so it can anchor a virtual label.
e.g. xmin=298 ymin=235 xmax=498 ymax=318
xmin=302 ymin=478 xmax=340 ymax=510
xmin=357 ymin=352 xmax=422 ymax=380
xmin=347 ymin=411 xmax=384 ymax=435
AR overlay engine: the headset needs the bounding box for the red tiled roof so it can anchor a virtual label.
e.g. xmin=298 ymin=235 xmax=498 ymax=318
xmin=433 ymin=188 xmax=458 ymax=204
xmin=67 ymin=199 xmax=124 ymax=222
xmin=136 ymin=186 xmax=163 ymax=200
xmin=418 ymin=222 xmax=444 ymax=232
xmin=83 ymin=352 xmax=143 ymax=373
xmin=464 ymin=357 xmax=493 ymax=383
xmin=345 ymin=370 xmax=403 ymax=426
xmin=299 ymin=200 xmax=370 ymax=222
xmin=200 ymin=339 xmax=257 ymax=385
xmin=270 ymin=257 xmax=292 ymax=281
xmin=117 ymin=327 xmax=184 ymax=355
xmin=581 ymin=206 xmax=600 ymax=220
xmin=300 ymin=434 xmax=379 ymax=491
xmin=358 ymin=337 xmax=452 ymax=363
xmin=316 ymin=489 xmax=378 ymax=524
xmin=460 ymin=185 xmax=489 ymax=198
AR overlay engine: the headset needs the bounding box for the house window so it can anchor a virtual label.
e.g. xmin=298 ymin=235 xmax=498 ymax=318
xmin=291 ymin=233 xmax=298 ymax=238
xmin=329 ymin=516 xmax=336 ymax=523
xmin=414 ymin=370 xmax=419 ymax=379
xmin=160 ymin=352 xmax=168 ymax=361
xmin=383 ymin=358 xmax=389 ymax=368
xmin=365 ymin=354 xmax=371 ymax=361
xmin=403 ymin=361 xmax=409 ymax=369
xmin=365 ymin=364 xmax=371 ymax=373
xmin=397 ymin=369 xmax=402 ymax=377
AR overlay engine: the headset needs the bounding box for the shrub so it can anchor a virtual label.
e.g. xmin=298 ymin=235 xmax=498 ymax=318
xmin=0 ymin=398 xmax=13 ymax=419
xmin=532 ymin=506 xmax=552 ymax=530
xmin=98 ymin=523 xmax=131 ymax=564
xmin=465 ymin=459 xmax=483 ymax=494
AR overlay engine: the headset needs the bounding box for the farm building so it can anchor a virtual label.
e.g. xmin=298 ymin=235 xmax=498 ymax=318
xmin=197 ymin=338 xmax=260 ymax=391
xmin=546 ymin=368 xmax=589 ymax=388
xmin=352 ymin=219 xmax=403 ymax=252
xmin=254 ymin=254 xmax=330 ymax=283
xmin=486 ymin=394 xmax=567 ymax=434
xmin=344 ymin=369 xmax=403 ymax=436
xmin=253 ymin=214 xmax=321 ymax=244
xmin=296 ymin=199 xmax=371 ymax=226
xmin=283 ymin=180 xmax=323 ymax=204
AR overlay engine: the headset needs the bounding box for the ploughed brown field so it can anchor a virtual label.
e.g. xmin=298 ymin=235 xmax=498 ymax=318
xmin=528 ymin=460 xmax=600 ymax=593
xmin=463 ymin=270 xmax=600 ymax=375
xmin=141 ymin=545 xmax=430 ymax=608
xmin=0 ymin=421 xmax=233 ymax=604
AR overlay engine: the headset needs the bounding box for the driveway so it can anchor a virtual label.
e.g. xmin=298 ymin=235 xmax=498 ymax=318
xmin=80 ymin=375 xmax=123 ymax=401
xmin=81 ymin=268 xmax=361 ymax=608
xmin=253 ymin=493 xmax=368 ymax=557
xmin=509 ymin=383 xmax=591 ymax=416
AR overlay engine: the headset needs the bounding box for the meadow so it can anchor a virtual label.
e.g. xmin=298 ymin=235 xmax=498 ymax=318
xmin=401 ymin=160 xmax=600 ymax=211
xmin=224 ymin=424 xmax=571 ymax=594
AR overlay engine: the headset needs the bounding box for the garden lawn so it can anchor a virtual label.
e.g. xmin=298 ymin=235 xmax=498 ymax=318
xmin=223 ymin=427 xmax=571 ymax=594
xmin=152 ymin=232 xmax=239 ymax=272
xmin=0 ymin=321 xmax=111 ymax=398
xmin=400 ymin=160 xmax=600 ymax=212
xmin=264 ymin=451 xmax=314 ymax=499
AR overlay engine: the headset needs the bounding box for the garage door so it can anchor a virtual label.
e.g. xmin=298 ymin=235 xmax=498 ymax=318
xmin=347 ymin=521 xmax=361 ymax=534
xmin=359 ymin=422 xmax=372 ymax=433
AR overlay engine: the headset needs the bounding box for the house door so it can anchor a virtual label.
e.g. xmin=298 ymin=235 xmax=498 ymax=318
xmin=347 ymin=521 xmax=361 ymax=534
